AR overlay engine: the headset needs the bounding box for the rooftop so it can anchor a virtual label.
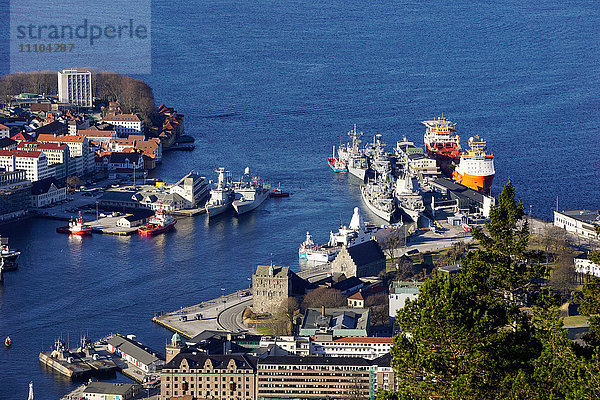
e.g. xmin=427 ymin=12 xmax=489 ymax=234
xmin=0 ymin=138 xmax=16 ymax=149
xmin=166 ymin=353 xmax=258 ymax=370
xmin=259 ymin=355 xmax=371 ymax=367
xmin=332 ymin=276 xmax=364 ymax=292
xmin=311 ymin=336 xmax=393 ymax=344
xmin=301 ymin=308 xmax=369 ymax=334
xmin=371 ymin=352 xmax=392 ymax=367
xmin=32 ymin=177 xmax=65 ymax=195
xmin=0 ymin=149 xmax=43 ymax=158
xmin=255 ymin=265 xmax=291 ymax=278
xmin=33 ymin=121 xmax=66 ymax=135
xmin=83 ymin=382 xmax=140 ymax=395
xmin=431 ymin=177 xmax=484 ymax=204
xmin=77 ymin=130 xmax=117 ymax=138
xmin=18 ymin=141 xmax=66 ymax=151
xmin=106 ymin=334 xmax=163 ymax=366
xmin=390 ymin=280 xmax=423 ymax=294
xmin=103 ymin=114 xmax=142 ymax=122
xmin=345 ymin=240 xmax=385 ymax=266
xmin=37 ymin=134 xmax=85 ymax=143
xmin=109 ymin=152 xmax=142 ymax=164
xmin=557 ymin=209 xmax=600 ymax=225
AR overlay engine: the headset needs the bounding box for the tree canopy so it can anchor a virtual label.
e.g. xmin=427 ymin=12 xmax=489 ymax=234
xmin=378 ymin=180 xmax=600 ymax=400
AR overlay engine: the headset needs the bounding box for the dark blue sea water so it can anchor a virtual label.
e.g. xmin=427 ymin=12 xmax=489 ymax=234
xmin=1 ymin=0 xmax=600 ymax=398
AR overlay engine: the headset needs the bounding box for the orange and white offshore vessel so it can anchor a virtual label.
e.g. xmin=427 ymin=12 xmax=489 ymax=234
xmin=422 ymin=115 xmax=461 ymax=172
xmin=452 ymin=135 xmax=495 ymax=194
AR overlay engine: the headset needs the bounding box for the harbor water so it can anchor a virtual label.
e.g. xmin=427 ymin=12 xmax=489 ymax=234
xmin=1 ymin=0 xmax=600 ymax=398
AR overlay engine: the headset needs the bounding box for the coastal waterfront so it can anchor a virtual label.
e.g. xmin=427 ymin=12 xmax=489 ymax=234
xmin=1 ymin=0 xmax=600 ymax=398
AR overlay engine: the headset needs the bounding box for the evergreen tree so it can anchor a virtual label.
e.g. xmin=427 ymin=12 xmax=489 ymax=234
xmin=471 ymin=178 xmax=547 ymax=306
xmin=379 ymin=180 xmax=598 ymax=400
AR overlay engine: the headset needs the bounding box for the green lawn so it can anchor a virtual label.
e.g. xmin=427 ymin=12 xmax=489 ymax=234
xmin=563 ymin=315 xmax=589 ymax=327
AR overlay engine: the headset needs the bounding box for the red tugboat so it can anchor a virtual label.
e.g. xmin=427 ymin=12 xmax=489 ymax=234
xmin=269 ymin=182 xmax=290 ymax=198
xmin=138 ymin=206 xmax=177 ymax=236
xmin=56 ymin=212 xmax=92 ymax=235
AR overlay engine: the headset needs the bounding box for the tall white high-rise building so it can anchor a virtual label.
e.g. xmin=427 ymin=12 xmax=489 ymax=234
xmin=57 ymin=69 xmax=93 ymax=107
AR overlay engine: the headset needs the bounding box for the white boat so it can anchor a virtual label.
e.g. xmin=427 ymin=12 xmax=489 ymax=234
xmin=0 ymin=237 xmax=20 ymax=271
xmin=299 ymin=207 xmax=381 ymax=263
xmin=206 ymin=168 xmax=234 ymax=218
xmin=299 ymin=232 xmax=339 ymax=263
xmin=232 ymin=167 xmax=270 ymax=215
xmin=395 ymin=173 xmax=425 ymax=222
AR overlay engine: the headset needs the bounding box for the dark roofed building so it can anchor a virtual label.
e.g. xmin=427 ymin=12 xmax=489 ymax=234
xmin=106 ymin=334 xmax=165 ymax=373
xmin=83 ymin=382 xmax=142 ymax=399
xmin=184 ymin=330 xmax=262 ymax=356
xmin=331 ymin=276 xmax=365 ymax=295
xmin=371 ymin=353 xmax=398 ymax=392
xmin=299 ymin=307 xmax=370 ymax=336
xmin=331 ymin=240 xmax=386 ymax=278
xmin=98 ymin=190 xmax=146 ymax=210
xmin=33 ymin=121 xmax=68 ymax=137
xmin=0 ymin=138 xmax=17 ymax=150
xmin=115 ymin=210 xmax=153 ymax=228
xmin=31 ymin=177 xmax=66 ymax=207
xmin=161 ymin=353 xmax=258 ymax=400
xmin=430 ymin=177 xmax=496 ymax=217
xmin=108 ymin=152 xmax=144 ymax=170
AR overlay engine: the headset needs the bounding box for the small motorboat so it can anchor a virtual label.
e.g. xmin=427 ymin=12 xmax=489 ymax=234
xmin=270 ymin=182 xmax=290 ymax=198
xmin=5 ymin=336 xmax=11 ymax=347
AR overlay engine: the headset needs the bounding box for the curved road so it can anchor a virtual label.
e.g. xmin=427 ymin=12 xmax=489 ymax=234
xmin=216 ymin=264 xmax=333 ymax=333
xmin=218 ymin=298 xmax=254 ymax=332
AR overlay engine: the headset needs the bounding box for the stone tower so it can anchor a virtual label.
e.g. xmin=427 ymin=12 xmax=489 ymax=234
xmin=165 ymin=332 xmax=184 ymax=363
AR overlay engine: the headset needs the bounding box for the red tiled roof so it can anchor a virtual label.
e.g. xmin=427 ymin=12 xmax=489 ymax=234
xmin=77 ymin=130 xmax=117 ymax=138
xmin=0 ymin=149 xmax=43 ymax=158
xmin=11 ymin=132 xmax=35 ymax=142
xmin=348 ymin=292 xmax=364 ymax=300
xmin=333 ymin=337 xmax=393 ymax=344
xmin=18 ymin=141 xmax=66 ymax=151
xmin=103 ymin=114 xmax=141 ymax=122
xmin=38 ymin=134 xmax=85 ymax=143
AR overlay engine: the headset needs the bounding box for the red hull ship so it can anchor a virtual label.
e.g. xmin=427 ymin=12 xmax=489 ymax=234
xmin=422 ymin=115 xmax=461 ymax=175
xmin=138 ymin=207 xmax=177 ymax=236
xmin=270 ymin=182 xmax=290 ymax=198
xmin=57 ymin=212 xmax=92 ymax=235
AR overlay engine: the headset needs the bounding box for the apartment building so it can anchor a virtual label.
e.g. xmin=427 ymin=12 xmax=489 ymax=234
xmin=554 ymin=210 xmax=600 ymax=239
xmin=256 ymin=356 xmax=371 ymax=400
xmin=161 ymin=353 xmax=258 ymax=400
xmin=58 ymin=69 xmax=93 ymax=107
xmin=310 ymin=336 xmax=393 ymax=360
xmin=0 ymin=149 xmax=51 ymax=182
xmin=103 ymin=114 xmax=144 ymax=135
xmin=37 ymin=134 xmax=94 ymax=176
